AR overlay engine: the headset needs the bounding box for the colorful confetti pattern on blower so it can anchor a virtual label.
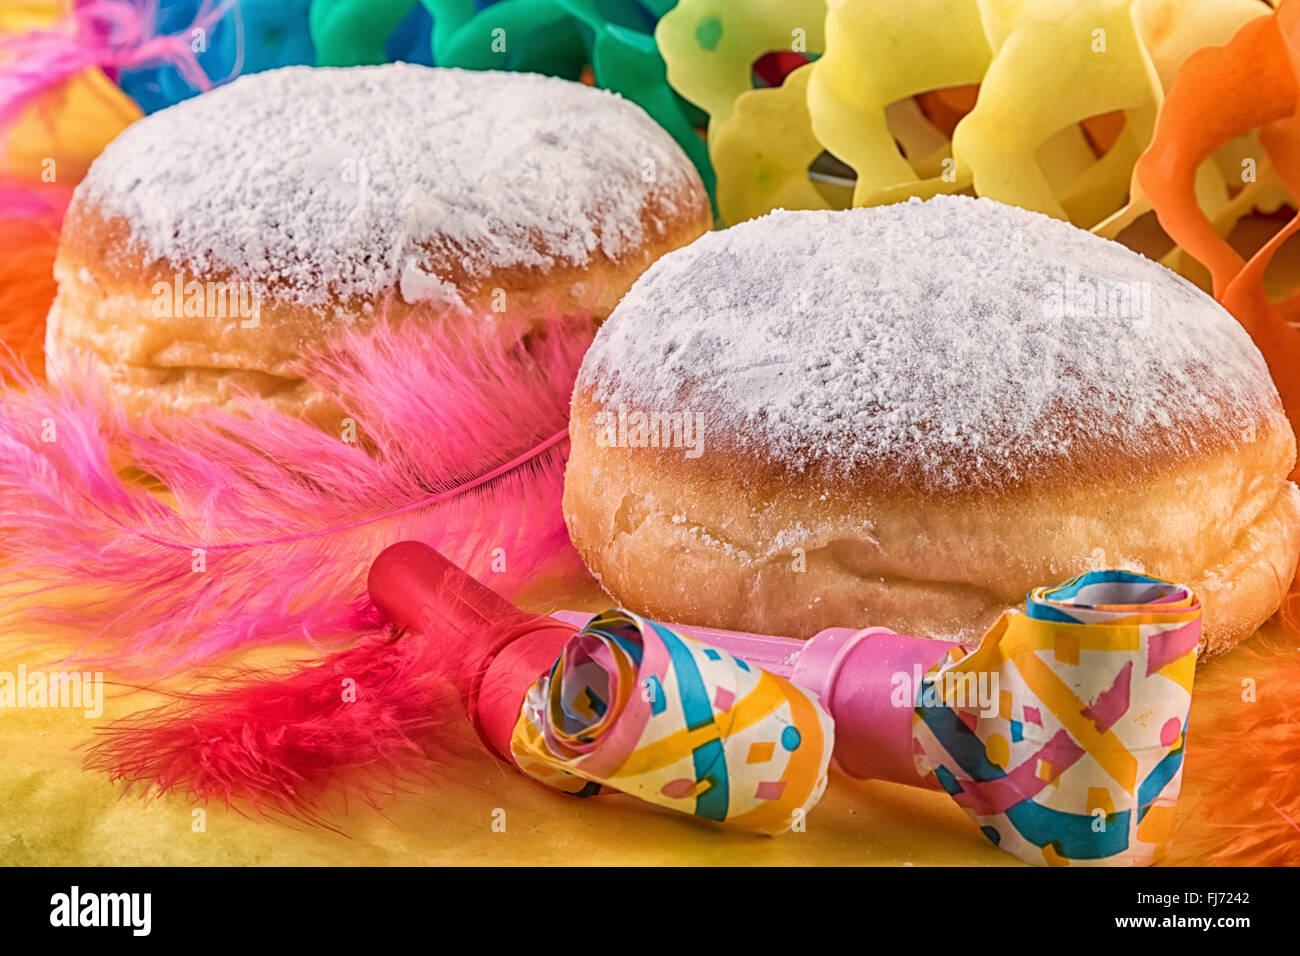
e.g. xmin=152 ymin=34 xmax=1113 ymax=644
xmin=511 ymin=609 xmax=833 ymax=833
xmin=913 ymin=570 xmax=1200 ymax=867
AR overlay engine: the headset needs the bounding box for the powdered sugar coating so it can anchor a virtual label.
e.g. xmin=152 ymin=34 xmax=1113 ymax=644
xmin=77 ymin=64 xmax=696 ymax=308
xmin=579 ymin=196 xmax=1280 ymax=493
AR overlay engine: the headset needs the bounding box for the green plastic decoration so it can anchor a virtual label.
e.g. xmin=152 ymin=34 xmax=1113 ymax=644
xmin=311 ymin=0 xmax=715 ymax=204
xmin=310 ymin=0 xmax=420 ymax=67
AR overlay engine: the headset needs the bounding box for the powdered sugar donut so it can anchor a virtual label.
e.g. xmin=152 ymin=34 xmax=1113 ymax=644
xmin=564 ymin=195 xmax=1300 ymax=658
xmin=48 ymin=63 xmax=711 ymax=423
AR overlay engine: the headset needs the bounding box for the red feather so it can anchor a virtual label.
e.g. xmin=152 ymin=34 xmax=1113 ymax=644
xmin=86 ymin=540 xmax=577 ymax=823
xmin=0 ymin=308 xmax=592 ymax=672
xmin=85 ymin=625 xmax=470 ymax=825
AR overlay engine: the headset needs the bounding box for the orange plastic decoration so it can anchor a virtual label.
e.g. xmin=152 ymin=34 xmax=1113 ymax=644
xmin=1136 ymin=0 xmax=1300 ymax=483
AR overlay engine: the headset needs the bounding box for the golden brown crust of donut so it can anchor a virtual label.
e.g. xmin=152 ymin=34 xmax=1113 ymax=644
xmin=565 ymin=383 xmax=1284 ymax=504
xmin=47 ymin=183 xmax=711 ymax=425
xmin=563 ymin=389 xmax=1300 ymax=659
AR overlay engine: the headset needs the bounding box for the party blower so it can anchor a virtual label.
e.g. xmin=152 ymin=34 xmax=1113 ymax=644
xmin=93 ymin=541 xmax=1200 ymax=866
xmin=611 ymin=574 xmax=1203 ymax=867
xmin=364 ymin=541 xmax=834 ymax=833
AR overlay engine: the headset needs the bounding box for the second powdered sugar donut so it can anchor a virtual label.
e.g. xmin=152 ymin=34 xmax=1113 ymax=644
xmin=564 ymin=195 xmax=1300 ymax=659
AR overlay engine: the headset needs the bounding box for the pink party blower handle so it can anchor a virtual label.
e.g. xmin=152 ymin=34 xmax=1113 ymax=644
xmin=553 ymin=610 xmax=963 ymax=786
xmin=795 ymin=628 xmax=963 ymax=787
xmin=368 ymin=542 xmax=577 ymax=761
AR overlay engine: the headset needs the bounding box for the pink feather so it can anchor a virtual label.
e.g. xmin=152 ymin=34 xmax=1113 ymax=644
xmin=0 ymin=309 xmax=593 ymax=672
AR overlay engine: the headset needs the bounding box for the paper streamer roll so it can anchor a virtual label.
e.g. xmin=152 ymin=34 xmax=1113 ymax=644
xmin=511 ymin=609 xmax=834 ymax=834
xmin=913 ymin=570 xmax=1200 ymax=866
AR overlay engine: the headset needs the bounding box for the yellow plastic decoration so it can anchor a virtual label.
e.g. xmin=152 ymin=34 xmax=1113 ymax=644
xmin=809 ymin=0 xmax=990 ymax=208
xmin=975 ymin=0 xmax=1082 ymax=52
xmin=954 ymin=0 xmax=1161 ymax=229
xmin=655 ymin=0 xmax=826 ymax=140
xmin=661 ymin=0 xmax=1278 ymax=257
xmin=710 ymin=65 xmax=840 ymax=225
